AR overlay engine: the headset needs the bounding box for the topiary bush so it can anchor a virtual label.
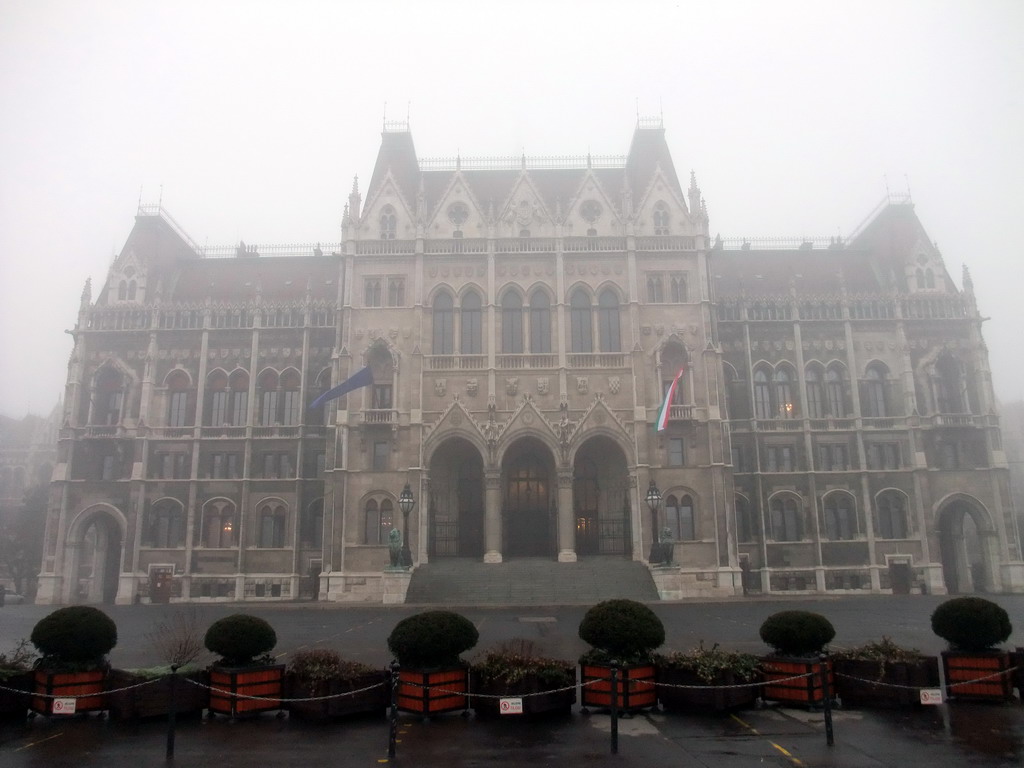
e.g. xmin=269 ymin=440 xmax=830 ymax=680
xmin=387 ymin=610 xmax=478 ymax=668
xmin=31 ymin=606 xmax=118 ymax=670
xmin=578 ymin=599 xmax=665 ymax=664
xmin=204 ymin=614 xmax=277 ymax=667
xmin=759 ymin=610 xmax=835 ymax=656
xmin=931 ymin=597 xmax=1012 ymax=652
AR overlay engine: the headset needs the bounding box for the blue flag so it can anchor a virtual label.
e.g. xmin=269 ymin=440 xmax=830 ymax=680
xmin=309 ymin=366 xmax=374 ymax=410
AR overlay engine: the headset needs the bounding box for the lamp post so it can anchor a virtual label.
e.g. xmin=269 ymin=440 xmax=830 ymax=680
xmin=398 ymin=482 xmax=415 ymax=568
xmin=645 ymin=479 xmax=662 ymax=563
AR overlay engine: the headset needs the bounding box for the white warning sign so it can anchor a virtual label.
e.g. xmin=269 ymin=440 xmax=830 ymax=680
xmin=52 ymin=698 xmax=77 ymax=714
xmin=499 ymin=697 xmax=523 ymax=714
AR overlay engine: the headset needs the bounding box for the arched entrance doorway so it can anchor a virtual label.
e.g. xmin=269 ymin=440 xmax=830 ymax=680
xmin=573 ymin=436 xmax=631 ymax=556
xmin=73 ymin=511 xmax=124 ymax=603
xmin=503 ymin=438 xmax=556 ymax=557
xmin=428 ymin=438 xmax=484 ymax=557
xmin=938 ymin=499 xmax=993 ymax=594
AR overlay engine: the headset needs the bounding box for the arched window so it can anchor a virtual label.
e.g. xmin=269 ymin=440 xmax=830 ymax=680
xmin=597 ymin=289 xmax=620 ymax=352
xmin=570 ymin=289 xmax=593 ymax=353
xmin=202 ymin=499 xmax=236 ymax=548
xmin=379 ymin=205 xmax=396 ymax=239
xmin=145 ymin=500 xmax=184 ymax=548
xmin=753 ymin=369 xmax=772 ymax=420
xmin=364 ymin=497 xmax=394 ymax=544
xmin=925 ymin=269 xmax=935 ymax=289
xmin=825 ymin=367 xmax=846 ymax=416
xmin=258 ymin=502 xmax=286 ymax=548
xmin=915 ymin=268 xmax=926 ymax=290
xmin=206 ymin=370 xmax=229 ymax=425
xmin=258 ymin=370 xmax=280 ymax=426
xmin=664 ymin=494 xmax=695 ymax=541
xmin=228 ymin=370 xmax=249 ymax=425
xmin=117 ymin=280 xmax=127 ymax=301
xmin=127 ymin=280 xmax=137 ymax=301
xmin=736 ymin=496 xmax=758 ymax=542
xmin=647 ymin=276 xmax=663 ymax=303
xmin=92 ymin=367 xmax=124 ymax=426
xmin=876 ymin=492 xmax=908 ymax=539
xmin=460 ymin=290 xmax=483 ymax=354
xmin=724 ymin=365 xmax=749 ymax=420
xmin=303 ymin=499 xmax=324 ymax=548
xmin=935 ymin=354 xmax=963 ymax=413
xmin=670 ymin=275 xmax=687 ymax=303
xmin=653 ymin=202 xmax=670 ymax=235
xmin=529 ymin=290 xmax=551 ymax=353
xmin=863 ymin=365 xmax=888 ymax=417
xmin=805 ymin=368 xmax=825 ymax=418
xmin=166 ymin=370 xmax=192 ymax=428
xmin=770 ymin=496 xmax=802 ymax=541
xmin=280 ymin=368 xmax=301 ymax=426
xmin=432 ymin=292 xmax=454 ymax=355
xmin=365 ymin=279 xmax=382 ymax=307
xmin=501 ymin=292 xmax=523 ymax=353
xmin=823 ymin=494 xmax=856 ymax=540
xmin=774 ymin=368 xmax=796 ymax=418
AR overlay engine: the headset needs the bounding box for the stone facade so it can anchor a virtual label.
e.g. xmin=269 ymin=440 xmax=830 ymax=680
xmin=35 ymin=121 xmax=1024 ymax=605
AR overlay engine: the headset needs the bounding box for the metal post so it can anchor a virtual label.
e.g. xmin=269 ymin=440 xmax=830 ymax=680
xmin=165 ymin=663 xmax=179 ymax=760
xmin=819 ymin=655 xmax=834 ymax=747
xmin=610 ymin=662 xmax=619 ymax=755
xmin=388 ymin=660 xmax=400 ymax=759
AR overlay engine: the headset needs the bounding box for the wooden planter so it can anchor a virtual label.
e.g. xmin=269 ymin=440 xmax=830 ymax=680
xmin=0 ymin=671 xmax=32 ymax=718
xmin=208 ymin=664 xmax=285 ymax=717
xmin=656 ymin=666 xmax=760 ymax=713
xmin=833 ymin=657 xmax=939 ymax=708
xmin=941 ymin=650 xmax=1015 ymax=702
xmin=1014 ymin=648 xmax=1024 ymax=700
xmin=286 ymin=670 xmax=390 ymax=721
xmin=107 ymin=670 xmax=209 ymax=720
xmin=31 ymin=669 xmax=107 ymax=715
xmin=470 ymin=669 xmax=577 ymax=717
xmin=580 ymin=663 xmax=657 ymax=713
xmin=397 ymin=666 xmax=469 ymax=716
xmin=761 ymin=656 xmax=832 ymax=707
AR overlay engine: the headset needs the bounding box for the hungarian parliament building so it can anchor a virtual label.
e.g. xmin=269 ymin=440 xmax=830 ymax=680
xmin=36 ymin=120 xmax=1023 ymax=604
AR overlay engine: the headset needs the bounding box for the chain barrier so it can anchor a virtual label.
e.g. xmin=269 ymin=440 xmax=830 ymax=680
xmin=834 ymin=664 xmax=1019 ymax=691
xmin=1 ymin=676 xmax=165 ymax=699
xmin=184 ymin=676 xmax=388 ymax=703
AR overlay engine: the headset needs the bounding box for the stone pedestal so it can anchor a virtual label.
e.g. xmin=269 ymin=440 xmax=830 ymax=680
xmin=382 ymin=569 xmax=412 ymax=604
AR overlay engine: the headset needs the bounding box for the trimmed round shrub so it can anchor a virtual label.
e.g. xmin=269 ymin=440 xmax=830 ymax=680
xmin=387 ymin=610 xmax=478 ymax=668
xmin=31 ymin=606 xmax=117 ymax=666
xmin=578 ymin=599 xmax=665 ymax=663
xmin=204 ymin=614 xmax=277 ymax=666
xmin=931 ymin=597 xmax=1012 ymax=652
xmin=759 ymin=610 xmax=835 ymax=656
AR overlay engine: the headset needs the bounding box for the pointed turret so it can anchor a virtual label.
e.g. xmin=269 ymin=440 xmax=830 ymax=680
xmin=688 ymin=170 xmax=701 ymax=218
xmin=348 ymin=176 xmax=362 ymax=223
xmin=80 ymin=278 xmax=91 ymax=311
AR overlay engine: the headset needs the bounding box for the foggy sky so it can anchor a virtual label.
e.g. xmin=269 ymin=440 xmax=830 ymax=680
xmin=2 ymin=0 xmax=1022 ymax=418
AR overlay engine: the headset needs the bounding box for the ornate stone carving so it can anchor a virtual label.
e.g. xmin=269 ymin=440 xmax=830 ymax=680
xmin=466 ymin=378 xmax=479 ymax=397
xmin=434 ymin=379 xmax=446 ymax=397
xmin=506 ymin=377 xmax=519 ymax=396
xmin=537 ymin=377 xmax=549 ymax=395
xmin=576 ymin=376 xmax=588 ymax=394
xmin=608 ymin=376 xmax=621 ymax=395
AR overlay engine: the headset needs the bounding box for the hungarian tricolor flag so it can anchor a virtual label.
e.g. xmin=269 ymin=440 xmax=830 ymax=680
xmin=656 ymin=367 xmax=685 ymax=432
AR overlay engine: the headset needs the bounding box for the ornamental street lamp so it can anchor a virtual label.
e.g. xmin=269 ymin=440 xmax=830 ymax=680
xmin=645 ymin=479 xmax=662 ymax=563
xmin=398 ymin=482 xmax=415 ymax=568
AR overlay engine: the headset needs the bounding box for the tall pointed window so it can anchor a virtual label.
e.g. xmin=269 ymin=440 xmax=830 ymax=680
xmin=826 ymin=366 xmax=846 ymax=416
xmin=166 ymin=370 xmax=192 ymax=428
xmin=647 ymin=275 xmax=663 ymax=303
xmin=258 ymin=503 xmax=286 ymax=548
xmin=432 ymin=292 xmax=454 ymax=354
xmin=281 ymin=369 xmax=301 ymax=426
xmin=770 ymin=496 xmax=802 ymax=541
xmin=597 ymin=289 xmax=620 ymax=352
xmin=805 ymin=368 xmax=825 ymax=418
xmin=501 ymin=292 xmax=524 ymax=353
xmin=774 ymin=368 xmax=796 ymax=418
xmin=823 ymin=493 xmax=856 ymax=540
xmin=877 ymin=492 xmax=908 ymax=539
xmin=145 ymin=500 xmax=185 ymax=548
xmin=202 ymin=500 xmax=236 ymax=548
xmin=529 ymin=290 xmax=551 ymax=353
xmin=753 ymin=369 xmax=772 ymax=420
xmin=664 ymin=494 xmax=695 ymax=541
xmin=863 ymin=365 xmax=888 ymax=417
xmin=653 ymin=202 xmax=670 ymax=235
xmin=461 ymin=290 xmax=483 ymax=354
xmin=379 ymin=205 xmax=397 ymax=239
xmin=570 ymin=289 xmax=592 ymax=353
xmin=92 ymin=367 xmax=124 ymax=426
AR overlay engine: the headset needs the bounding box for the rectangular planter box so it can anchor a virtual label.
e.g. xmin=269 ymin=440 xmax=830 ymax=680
xmin=942 ymin=651 xmax=1015 ymax=702
xmin=833 ymin=657 xmax=939 ymax=708
xmin=470 ymin=669 xmax=577 ymax=717
xmin=107 ymin=670 xmax=209 ymax=720
xmin=397 ymin=667 xmax=468 ymax=716
xmin=31 ymin=669 xmax=106 ymax=715
xmin=761 ymin=656 xmax=832 ymax=707
xmin=1014 ymin=648 xmax=1024 ymax=700
xmin=208 ymin=664 xmax=285 ymax=717
xmin=0 ymin=671 xmax=32 ymax=718
xmin=286 ymin=670 xmax=390 ymax=721
xmin=580 ymin=663 xmax=657 ymax=712
xmin=656 ymin=667 xmax=759 ymax=712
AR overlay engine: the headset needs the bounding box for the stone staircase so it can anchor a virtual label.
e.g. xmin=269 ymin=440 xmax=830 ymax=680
xmin=404 ymin=557 xmax=659 ymax=606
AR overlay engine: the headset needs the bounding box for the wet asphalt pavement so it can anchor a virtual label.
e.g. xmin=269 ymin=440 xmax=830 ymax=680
xmin=1 ymin=594 xmax=1022 ymax=766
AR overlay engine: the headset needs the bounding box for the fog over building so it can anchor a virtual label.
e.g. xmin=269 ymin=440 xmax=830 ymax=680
xmin=36 ymin=121 xmax=1023 ymax=605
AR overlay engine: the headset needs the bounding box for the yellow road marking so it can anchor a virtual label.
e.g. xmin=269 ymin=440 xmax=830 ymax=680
xmin=730 ymin=714 xmax=804 ymax=766
xmin=14 ymin=732 xmax=63 ymax=751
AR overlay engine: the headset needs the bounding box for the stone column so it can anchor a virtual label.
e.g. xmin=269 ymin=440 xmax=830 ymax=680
xmin=484 ymin=469 xmax=502 ymax=563
xmin=557 ymin=468 xmax=577 ymax=562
